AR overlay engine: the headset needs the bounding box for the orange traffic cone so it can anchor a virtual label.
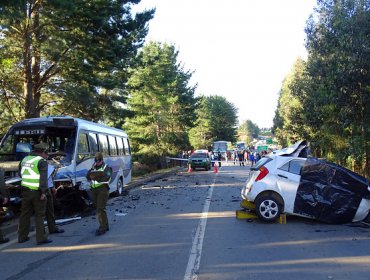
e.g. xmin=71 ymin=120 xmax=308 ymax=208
xmin=214 ymin=163 xmax=218 ymax=173
xmin=188 ymin=164 xmax=193 ymax=173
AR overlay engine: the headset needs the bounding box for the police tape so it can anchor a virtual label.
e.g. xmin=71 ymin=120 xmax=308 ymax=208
xmin=165 ymin=157 xmax=229 ymax=163
xmin=166 ymin=157 xmax=189 ymax=162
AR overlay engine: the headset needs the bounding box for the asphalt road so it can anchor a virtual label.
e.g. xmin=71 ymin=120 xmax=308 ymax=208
xmin=1 ymin=164 xmax=370 ymax=280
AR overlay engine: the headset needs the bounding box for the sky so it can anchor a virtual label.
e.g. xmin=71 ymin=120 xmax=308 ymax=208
xmin=133 ymin=0 xmax=317 ymax=128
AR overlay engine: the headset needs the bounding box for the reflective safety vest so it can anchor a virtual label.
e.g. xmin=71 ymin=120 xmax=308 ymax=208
xmin=20 ymin=155 xmax=43 ymax=190
xmin=91 ymin=163 xmax=110 ymax=189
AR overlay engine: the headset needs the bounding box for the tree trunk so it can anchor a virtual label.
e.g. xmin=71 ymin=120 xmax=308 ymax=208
xmin=23 ymin=1 xmax=41 ymax=119
xmin=32 ymin=3 xmax=41 ymax=118
xmin=23 ymin=8 xmax=33 ymax=118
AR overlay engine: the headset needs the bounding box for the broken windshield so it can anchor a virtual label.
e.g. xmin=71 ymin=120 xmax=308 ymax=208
xmin=0 ymin=126 xmax=76 ymax=166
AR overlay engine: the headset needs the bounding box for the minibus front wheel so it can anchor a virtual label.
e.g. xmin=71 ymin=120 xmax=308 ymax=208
xmin=115 ymin=177 xmax=124 ymax=196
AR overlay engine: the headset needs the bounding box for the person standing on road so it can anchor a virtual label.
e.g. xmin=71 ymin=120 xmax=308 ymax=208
xmin=45 ymin=163 xmax=64 ymax=234
xmin=0 ymin=168 xmax=10 ymax=244
xmin=249 ymin=153 xmax=255 ymax=166
xmin=238 ymin=150 xmax=245 ymax=166
xmin=255 ymin=152 xmax=261 ymax=163
xmin=18 ymin=142 xmax=52 ymax=245
xmin=233 ymin=150 xmax=238 ymax=165
xmin=217 ymin=151 xmax=222 ymax=167
xmin=86 ymin=152 xmax=112 ymax=236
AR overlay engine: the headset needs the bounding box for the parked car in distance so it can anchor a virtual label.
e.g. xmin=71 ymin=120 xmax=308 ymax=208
xmin=189 ymin=150 xmax=211 ymax=171
xmin=241 ymin=140 xmax=370 ymax=224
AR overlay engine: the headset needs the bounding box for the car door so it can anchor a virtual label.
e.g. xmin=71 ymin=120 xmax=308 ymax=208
xmin=276 ymin=158 xmax=306 ymax=213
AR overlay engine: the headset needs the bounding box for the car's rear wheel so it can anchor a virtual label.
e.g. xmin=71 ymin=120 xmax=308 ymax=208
xmin=255 ymin=195 xmax=282 ymax=222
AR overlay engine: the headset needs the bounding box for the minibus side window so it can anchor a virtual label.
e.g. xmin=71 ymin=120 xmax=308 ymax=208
xmin=77 ymin=133 xmax=90 ymax=161
xmin=117 ymin=137 xmax=124 ymax=155
xmin=98 ymin=134 xmax=109 ymax=156
xmin=88 ymin=132 xmax=99 ymax=154
xmin=108 ymin=135 xmax=118 ymax=156
xmin=123 ymin=138 xmax=130 ymax=155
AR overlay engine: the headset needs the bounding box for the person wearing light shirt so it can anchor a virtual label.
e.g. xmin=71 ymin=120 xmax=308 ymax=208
xmin=45 ymin=164 xmax=64 ymax=234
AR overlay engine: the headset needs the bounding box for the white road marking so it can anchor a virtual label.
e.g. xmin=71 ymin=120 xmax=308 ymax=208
xmin=183 ymin=172 xmax=218 ymax=280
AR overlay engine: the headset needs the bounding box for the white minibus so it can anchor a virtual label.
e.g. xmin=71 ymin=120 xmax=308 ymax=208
xmin=0 ymin=116 xmax=132 ymax=199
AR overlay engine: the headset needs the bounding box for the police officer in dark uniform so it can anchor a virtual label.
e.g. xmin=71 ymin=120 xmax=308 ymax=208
xmin=0 ymin=168 xmax=10 ymax=244
xmin=18 ymin=142 xmax=52 ymax=245
xmin=86 ymin=152 xmax=112 ymax=236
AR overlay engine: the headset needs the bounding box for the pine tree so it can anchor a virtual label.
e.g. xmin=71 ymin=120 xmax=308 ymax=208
xmin=189 ymin=95 xmax=238 ymax=149
xmin=124 ymin=42 xmax=197 ymax=165
xmin=0 ymin=0 xmax=154 ymax=132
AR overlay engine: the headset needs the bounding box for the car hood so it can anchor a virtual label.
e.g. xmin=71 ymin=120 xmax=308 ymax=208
xmin=273 ymin=140 xmax=309 ymax=157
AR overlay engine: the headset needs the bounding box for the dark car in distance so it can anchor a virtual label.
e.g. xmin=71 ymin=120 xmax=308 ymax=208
xmin=188 ymin=150 xmax=211 ymax=171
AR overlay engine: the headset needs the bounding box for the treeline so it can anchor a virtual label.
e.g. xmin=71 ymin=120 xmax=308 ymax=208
xmin=124 ymin=42 xmax=238 ymax=166
xmin=0 ymin=0 xmax=155 ymax=127
xmin=273 ymin=0 xmax=370 ymax=177
xmin=0 ymin=1 xmax=239 ymax=167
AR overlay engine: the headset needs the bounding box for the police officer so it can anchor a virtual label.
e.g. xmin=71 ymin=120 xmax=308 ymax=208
xmin=86 ymin=152 xmax=112 ymax=236
xmin=18 ymin=142 xmax=52 ymax=245
xmin=0 ymin=168 xmax=10 ymax=244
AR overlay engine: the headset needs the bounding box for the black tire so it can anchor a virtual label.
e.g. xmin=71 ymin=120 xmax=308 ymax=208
xmin=115 ymin=177 xmax=124 ymax=196
xmin=255 ymin=195 xmax=282 ymax=222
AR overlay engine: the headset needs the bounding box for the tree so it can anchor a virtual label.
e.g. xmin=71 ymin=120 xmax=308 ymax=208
xmin=274 ymin=0 xmax=370 ymax=176
xmin=238 ymin=120 xmax=260 ymax=145
xmin=0 ymin=0 xmax=154 ymax=133
xmin=189 ymin=95 xmax=238 ymax=149
xmin=188 ymin=97 xmax=213 ymax=150
xmin=304 ymin=0 xmax=370 ymax=175
xmin=273 ymin=58 xmax=312 ymax=146
xmin=124 ymin=42 xmax=197 ymax=166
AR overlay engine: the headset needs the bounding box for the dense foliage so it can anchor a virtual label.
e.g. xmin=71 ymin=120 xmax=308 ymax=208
xmin=0 ymin=0 xmax=154 ymax=132
xmin=273 ymin=0 xmax=370 ymax=177
xmin=189 ymin=95 xmax=238 ymax=150
xmin=238 ymin=120 xmax=260 ymax=145
xmin=124 ymin=42 xmax=197 ymax=166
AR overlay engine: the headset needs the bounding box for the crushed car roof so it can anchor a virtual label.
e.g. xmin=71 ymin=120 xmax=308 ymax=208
xmin=273 ymin=140 xmax=309 ymax=157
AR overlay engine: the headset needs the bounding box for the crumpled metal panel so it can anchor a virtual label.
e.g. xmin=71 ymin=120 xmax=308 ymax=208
xmin=294 ymin=157 xmax=370 ymax=224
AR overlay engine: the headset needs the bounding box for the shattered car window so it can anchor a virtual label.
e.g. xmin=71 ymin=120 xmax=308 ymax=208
xmin=0 ymin=127 xmax=76 ymax=166
xmin=279 ymin=159 xmax=305 ymax=175
xmin=191 ymin=153 xmax=208 ymax=158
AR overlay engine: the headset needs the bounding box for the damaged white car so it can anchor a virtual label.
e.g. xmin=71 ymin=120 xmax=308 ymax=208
xmin=241 ymin=140 xmax=370 ymax=224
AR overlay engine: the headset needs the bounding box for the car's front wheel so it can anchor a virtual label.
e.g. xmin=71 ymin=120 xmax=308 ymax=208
xmin=115 ymin=177 xmax=124 ymax=196
xmin=255 ymin=195 xmax=282 ymax=222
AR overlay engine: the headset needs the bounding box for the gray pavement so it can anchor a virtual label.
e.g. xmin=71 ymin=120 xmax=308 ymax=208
xmin=0 ymin=166 xmax=184 ymax=240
